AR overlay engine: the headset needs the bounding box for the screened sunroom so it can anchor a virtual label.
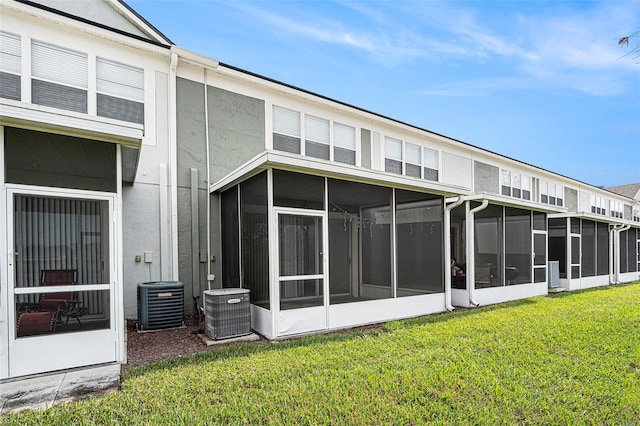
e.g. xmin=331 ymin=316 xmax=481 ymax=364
xmin=218 ymin=168 xmax=446 ymax=339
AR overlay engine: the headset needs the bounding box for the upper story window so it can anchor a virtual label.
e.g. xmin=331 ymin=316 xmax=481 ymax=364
xmin=384 ymin=136 xmax=439 ymax=181
xmin=501 ymin=170 xmax=531 ymax=201
xmin=333 ymin=122 xmax=356 ymax=165
xmin=32 ymin=40 xmax=88 ymax=114
xmin=633 ymin=207 xmax=640 ymax=223
xmin=423 ymin=148 xmax=438 ymax=181
xmin=273 ymin=106 xmax=301 ymax=153
xmin=590 ymin=194 xmax=607 ymax=216
xmin=304 ymin=114 xmax=330 ymax=159
xmin=610 ymin=201 xmax=624 ymax=219
xmin=540 ymin=180 xmax=563 ymax=207
xmin=384 ymin=136 xmax=402 ymax=174
xmin=272 ymin=105 xmax=356 ymax=165
xmin=0 ymin=36 xmax=144 ymax=125
xmin=96 ymin=58 xmax=144 ymax=124
xmin=0 ymin=31 xmax=21 ymax=101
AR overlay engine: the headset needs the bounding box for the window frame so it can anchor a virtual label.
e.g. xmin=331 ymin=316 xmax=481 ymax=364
xmin=383 ymin=135 xmax=439 ymax=181
xmin=272 ymin=105 xmax=358 ymax=165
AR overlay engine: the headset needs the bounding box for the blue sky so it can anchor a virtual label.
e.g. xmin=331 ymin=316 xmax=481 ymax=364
xmin=129 ymin=0 xmax=640 ymax=187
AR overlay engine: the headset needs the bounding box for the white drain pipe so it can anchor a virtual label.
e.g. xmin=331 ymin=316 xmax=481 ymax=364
xmin=444 ymin=196 xmax=465 ymax=311
xmin=467 ymin=200 xmax=489 ymax=307
xmin=611 ymin=224 xmax=630 ymax=283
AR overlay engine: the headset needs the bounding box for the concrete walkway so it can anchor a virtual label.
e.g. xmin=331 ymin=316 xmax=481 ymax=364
xmin=0 ymin=363 xmax=120 ymax=414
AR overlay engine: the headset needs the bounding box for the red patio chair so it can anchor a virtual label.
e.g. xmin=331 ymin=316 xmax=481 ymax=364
xmin=17 ymin=310 xmax=58 ymax=336
xmin=39 ymin=269 xmax=78 ymax=312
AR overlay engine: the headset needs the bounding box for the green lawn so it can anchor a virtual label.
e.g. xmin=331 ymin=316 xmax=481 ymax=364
xmin=5 ymin=282 xmax=640 ymax=425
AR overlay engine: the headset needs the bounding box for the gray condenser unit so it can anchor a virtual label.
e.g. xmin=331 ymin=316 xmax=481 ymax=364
xmin=137 ymin=281 xmax=184 ymax=331
xmin=204 ymin=288 xmax=251 ymax=340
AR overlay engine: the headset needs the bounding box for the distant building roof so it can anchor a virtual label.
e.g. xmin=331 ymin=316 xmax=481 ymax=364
xmin=606 ymin=183 xmax=640 ymax=201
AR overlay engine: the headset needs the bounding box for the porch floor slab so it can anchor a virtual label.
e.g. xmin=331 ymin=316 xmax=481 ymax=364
xmin=0 ymin=363 xmax=120 ymax=414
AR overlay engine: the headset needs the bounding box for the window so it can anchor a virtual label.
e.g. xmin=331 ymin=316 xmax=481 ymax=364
xmin=31 ymin=40 xmax=88 ymax=113
xmin=384 ymin=136 xmax=439 ymax=181
xmin=634 ymin=207 xmax=640 ymax=223
xmin=404 ymin=143 xmax=422 ymax=178
xmin=0 ymin=31 xmax=21 ymax=100
xmin=384 ymin=136 xmax=402 ymax=174
xmin=96 ymin=58 xmax=144 ymax=124
xmin=305 ymin=115 xmax=330 ymax=160
xmin=610 ymin=201 xmax=623 ymax=219
xmin=540 ymin=180 xmax=563 ymax=206
xmin=273 ymin=106 xmax=301 ymax=154
xmin=333 ymin=122 xmax=356 ymax=165
xmin=590 ymin=195 xmax=607 ymax=216
xmin=423 ymin=148 xmax=439 ymax=181
xmin=272 ymin=106 xmax=357 ymax=165
xmin=501 ymin=170 xmax=532 ymax=200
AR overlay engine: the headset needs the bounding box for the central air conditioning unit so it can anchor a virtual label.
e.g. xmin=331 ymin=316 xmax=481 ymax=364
xmin=137 ymin=281 xmax=184 ymax=331
xmin=203 ymin=288 xmax=250 ymax=340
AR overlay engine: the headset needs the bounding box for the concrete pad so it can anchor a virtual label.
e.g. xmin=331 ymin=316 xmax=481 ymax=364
xmin=0 ymin=363 xmax=121 ymax=414
xmin=198 ymin=333 xmax=261 ymax=346
xmin=55 ymin=364 xmax=121 ymax=402
xmin=1 ymin=373 xmax=63 ymax=413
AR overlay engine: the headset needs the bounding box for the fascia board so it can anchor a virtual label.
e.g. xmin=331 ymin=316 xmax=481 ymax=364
xmin=548 ymin=211 xmax=631 ymax=226
xmin=209 ymin=152 xmax=270 ymax=193
xmin=445 ymin=192 xmax=565 ymax=213
xmin=2 ymin=0 xmax=171 ymax=56
xmin=209 ymin=150 xmax=472 ymax=197
xmin=107 ymin=0 xmax=173 ymax=45
xmin=0 ymin=99 xmax=143 ymax=146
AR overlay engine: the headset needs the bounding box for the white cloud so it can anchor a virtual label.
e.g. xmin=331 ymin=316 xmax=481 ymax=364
xmin=229 ymin=0 xmax=640 ymax=96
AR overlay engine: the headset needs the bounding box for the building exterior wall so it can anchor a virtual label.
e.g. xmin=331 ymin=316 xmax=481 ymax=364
xmin=208 ymin=86 xmax=265 ymax=183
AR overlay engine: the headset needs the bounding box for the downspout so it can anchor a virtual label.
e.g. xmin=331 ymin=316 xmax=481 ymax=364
xmin=467 ymin=199 xmax=489 ymax=307
xmin=444 ymin=196 xmax=465 ymax=311
xmin=169 ymin=51 xmax=179 ymax=280
xmin=204 ymin=68 xmax=213 ymax=291
xmin=611 ymin=224 xmax=630 ymax=284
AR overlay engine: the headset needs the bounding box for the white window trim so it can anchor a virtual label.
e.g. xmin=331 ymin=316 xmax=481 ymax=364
xmin=272 ymin=104 xmax=359 ymax=166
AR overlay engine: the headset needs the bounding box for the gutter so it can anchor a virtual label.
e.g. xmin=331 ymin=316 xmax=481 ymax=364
xmin=169 ymin=52 xmax=179 ymax=280
xmin=610 ymin=224 xmax=631 ymax=284
xmin=467 ymin=200 xmax=489 ymax=307
xmin=444 ymin=196 xmax=465 ymax=311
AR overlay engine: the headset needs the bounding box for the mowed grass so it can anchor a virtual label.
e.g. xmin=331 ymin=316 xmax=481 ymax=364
xmin=4 ymin=282 xmax=640 ymax=425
